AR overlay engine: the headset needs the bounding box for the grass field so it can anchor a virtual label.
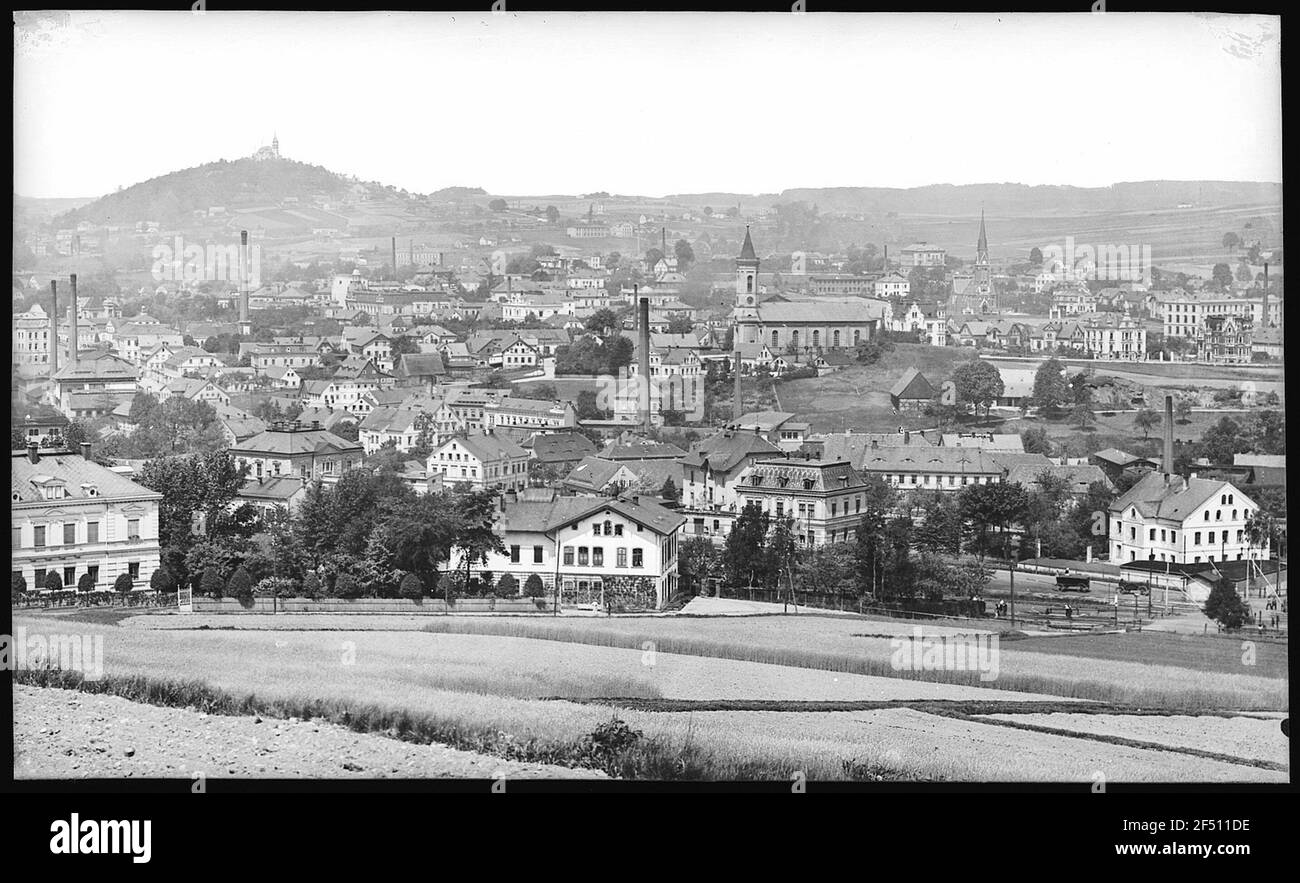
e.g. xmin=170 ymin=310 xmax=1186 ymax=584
xmin=14 ymin=609 xmax=1289 ymax=781
xmin=779 ymin=343 xmax=967 ymax=432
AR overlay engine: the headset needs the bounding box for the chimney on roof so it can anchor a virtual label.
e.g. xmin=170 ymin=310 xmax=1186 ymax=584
xmin=79 ymin=441 xmax=92 ymax=460
xmin=1163 ymin=394 xmax=1175 ymax=476
xmin=27 ymin=443 xmax=39 ymax=464
xmin=69 ymin=274 xmax=80 ymax=369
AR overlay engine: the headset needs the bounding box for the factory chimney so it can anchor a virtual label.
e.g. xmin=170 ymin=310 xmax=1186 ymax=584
xmin=639 ymin=296 xmax=652 ymax=433
xmin=391 ymin=236 xmax=398 ymax=281
xmin=48 ymin=280 xmax=59 ymax=381
xmin=238 ymin=230 xmax=252 ymax=337
xmin=1163 ymin=394 xmax=1175 ymax=477
xmin=68 ymin=274 xmax=80 ymax=369
xmin=883 ymin=244 xmax=888 ymax=271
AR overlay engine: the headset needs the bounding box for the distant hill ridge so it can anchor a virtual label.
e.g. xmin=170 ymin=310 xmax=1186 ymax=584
xmin=56 ymin=157 xmax=374 ymax=227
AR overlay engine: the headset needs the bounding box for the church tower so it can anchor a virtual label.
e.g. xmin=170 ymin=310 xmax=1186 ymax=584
xmin=271 ymin=132 xmax=280 ymax=159
xmin=972 ymin=210 xmax=996 ymax=314
xmin=733 ymin=226 xmax=761 ymax=344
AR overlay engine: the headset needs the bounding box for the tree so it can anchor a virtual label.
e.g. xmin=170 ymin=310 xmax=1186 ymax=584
xmin=1029 ymin=246 xmax=1043 ymax=265
xmin=585 ymin=308 xmax=618 ymax=336
xmin=488 ymin=198 xmax=508 ymax=212
xmin=854 ymin=475 xmax=897 ymax=598
xmin=665 ymin=315 xmax=695 ymax=335
xmin=302 ymin=572 xmax=323 ymax=600
xmin=951 ymin=358 xmax=1004 ymax=418
xmin=545 ymin=205 xmax=560 ymax=224
xmin=660 ymin=477 xmax=680 ymax=503
xmin=1030 ymin=357 xmax=1068 ymax=415
xmin=678 ymin=537 xmax=719 ymax=595
xmin=911 ymin=493 xmax=962 ymax=555
xmin=1203 ymin=577 xmax=1249 ymax=630
xmin=496 ymin=573 xmax=519 ymax=597
xmin=724 ymin=502 xmax=771 ymax=588
xmin=959 ymin=481 xmax=1030 ymax=561
xmin=673 ymin=239 xmax=695 ymax=272
xmin=1133 ymin=407 xmax=1161 ymax=440
xmin=113 ymin=573 xmax=134 ymax=595
xmin=1173 ymin=395 xmax=1194 ymax=425
xmin=44 ymin=571 xmax=63 ymax=592
xmin=1020 ymin=426 xmax=1053 ymax=456
xmin=334 ymin=572 xmax=362 ymax=599
xmin=399 ymin=572 xmax=424 ymax=600
xmin=524 ymin=573 xmax=545 ymax=598
xmin=1222 ymin=232 xmax=1241 ymax=253
xmin=148 ymin=569 xmax=171 ymax=592
xmin=200 ymin=567 xmax=225 ymax=598
xmin=79 ymin=572 xmax=97 ymax=593
xmin=12 ymin=573 xmax=26 ymax=600
xmin=437 ymin=570 xmax=462 ymax=604
xmin=1211 ymin=263 xmax=1233 ymax=290
xmin=1070 ymin=401 xmax=1095 ymax=430
xmin=226 ymin=567 xmax=254 ymax=605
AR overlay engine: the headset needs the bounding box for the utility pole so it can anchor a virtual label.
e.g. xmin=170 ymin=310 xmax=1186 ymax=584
xmin=1009 ymin=550 xmax=1017 ymax=627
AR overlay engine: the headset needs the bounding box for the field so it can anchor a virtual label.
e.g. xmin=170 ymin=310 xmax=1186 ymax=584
xmin=778 ymin=343 xmax=968 ymax=432
xmin=12 ymin=607 xmax=1289 ymax=782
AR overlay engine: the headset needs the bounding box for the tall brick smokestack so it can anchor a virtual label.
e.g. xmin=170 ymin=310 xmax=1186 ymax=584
xmin=238 ymin=230 xmax=251 ymax=336
xmin=1163 ymin=394 xmax=1175 ymax=476
xmin=639 ymin=296 xmax=652 ymax=433
xmin=49 ymin=280 xmax=59 ymax=381
xmin=68 ymin=274 xmax=79 ymax=369
xmin=883 ymin=244 xmax=888 ymax=270
xmin=392 ymin=236 xmax=398 ymax=281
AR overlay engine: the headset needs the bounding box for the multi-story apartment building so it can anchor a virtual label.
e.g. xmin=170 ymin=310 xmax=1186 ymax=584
xmin=1161 ymin=291 xmax=1254 ymax=340
xmin=12 ymin=304 xmax=51 ymax=368
xmin=733 ymin=456 xmax=871 ymax=546
xmin=12 ymin=443 xmax=161 ymax=593
xmin=427 ymin=431 xmax=530 ymax=492
xmin=1079 ymin=312 xmax=1147 ymax=360
xmin=901 ymin=243 xmax=947 ymax=267
xmin=1202 ymin=314 xmax=1253 ymax=364
xmin=1109 ymin=473 xmax=1267 ymax=566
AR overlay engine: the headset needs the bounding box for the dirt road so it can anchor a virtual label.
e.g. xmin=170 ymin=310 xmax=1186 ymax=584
xmin=13 ymin=685 xmax=601 ymax=781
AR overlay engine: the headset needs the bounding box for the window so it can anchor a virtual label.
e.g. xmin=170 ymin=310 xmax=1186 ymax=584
xmin=34 ymin=526 xmax=45 ymax=548
xmin=64 ymin=523 xmax=76 ymax=545
xmin=1149 ymin=528 xmax=1156 ymax=541
xmin=632 ymin=548 xmax=643 ymax=568
xmin=593 ymin=547 xmax=604 ymax=567
xmin=35 ymin=568 xmax=46 ymax=587
xmin=128 ymin=562 xmax=140 ymax=580
xmin=578 ymin=547 xmax=589 ymax=566
xmin=563 ymin=547 xmax=574 ymax=566
xmin=533 ymin=545 xmax=544 ymax=564
xmin=616 ymin=548 xmax=627 ymax=568
xmin=128 ymin=518 xmax=140 ymax=541
xmin=1194 ymin=531 xmax=1201 ymax=545
xmin=613 ymin=524 xmax=623 ymax=536
xmin=12 ymin=526 xmax=20 ymax=550
xmin=510 ymin=545 xmax=520 ymax=563
xmin=64 ymin=567 xmax=76 ymax=587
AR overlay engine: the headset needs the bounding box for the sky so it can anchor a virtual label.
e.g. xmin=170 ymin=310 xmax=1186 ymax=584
xmin=14 ymin=11 xmax=1282 ymax=200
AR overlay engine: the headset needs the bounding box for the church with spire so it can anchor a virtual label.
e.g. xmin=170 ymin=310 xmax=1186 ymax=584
xmin=949 ymin=211 xmax=998 ymax=315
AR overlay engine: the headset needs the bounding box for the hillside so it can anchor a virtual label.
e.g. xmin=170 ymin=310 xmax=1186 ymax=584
xmin=55 ymin=157 xmax=374 ymax=228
